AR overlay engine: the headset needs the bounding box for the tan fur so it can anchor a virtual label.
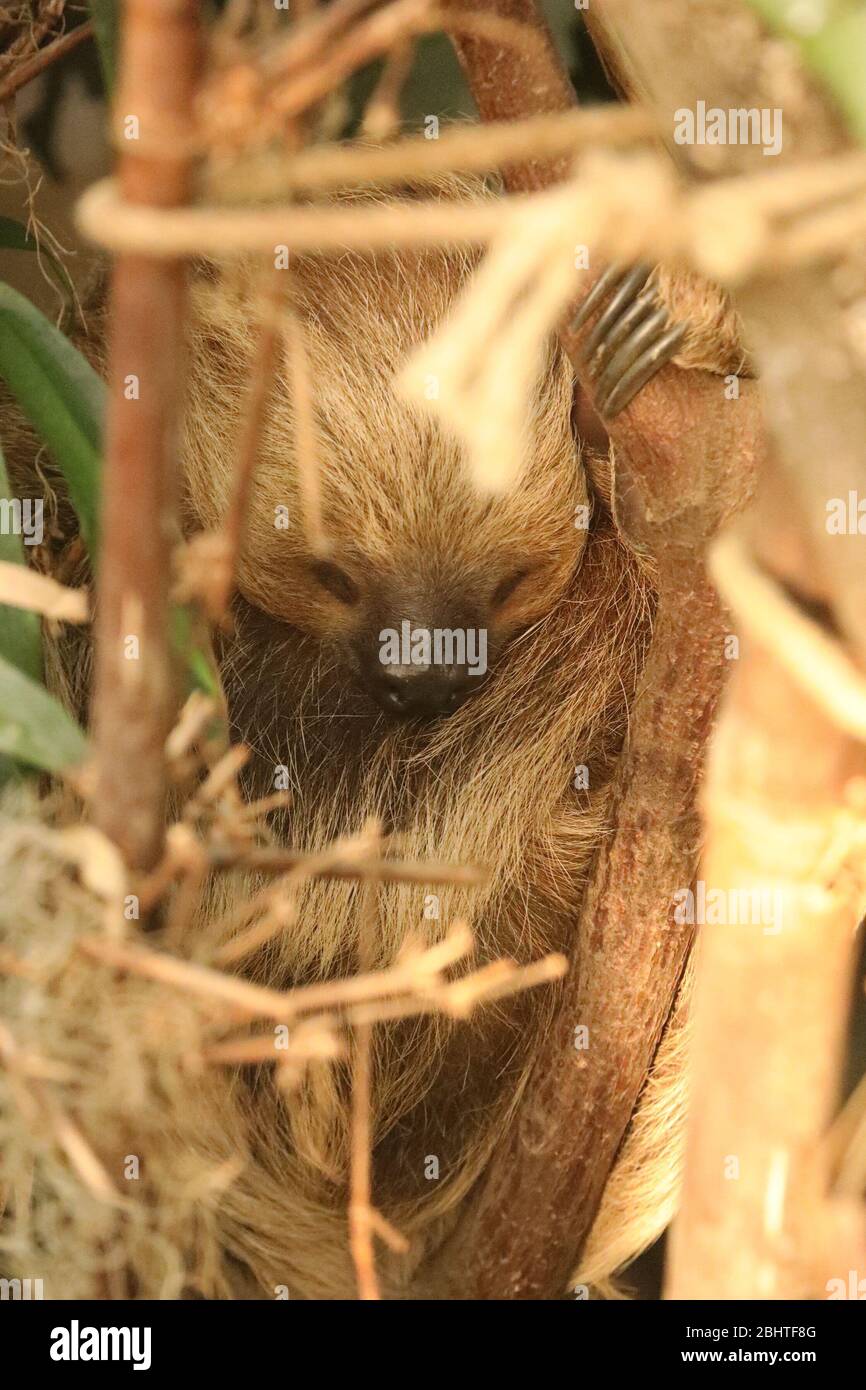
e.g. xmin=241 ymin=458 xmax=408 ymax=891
xmin=2 ymin=173 xmax=725 ymax=1299
xmin=655 ymin=265 xmax=750 ymax=377
xmin=574 ymin=953 xmax=695 ymax=1296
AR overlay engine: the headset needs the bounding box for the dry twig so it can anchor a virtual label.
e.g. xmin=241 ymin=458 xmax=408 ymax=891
xmin=0 ymin=562 xmax=88 ymax=623
xmin=0 ymin=18 xmax=93 ymax=105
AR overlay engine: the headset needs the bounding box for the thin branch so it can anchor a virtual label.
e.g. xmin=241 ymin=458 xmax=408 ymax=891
xmin=207 ymin=843 xmax=490 ymax=887
xmin=710 ymin=533 xmax=866 ymax=740
xmin=209 ymin=266 xmax=288 ymax=622
xmin=270 ymin=5 xmax=553 ymax=124
xmin=208 ymin=106 xmax=656 ymax=199
xmin=349 ymin=824 xmax=382 ymax=1300
xmin=90 ymin=0 xmax=203 ymax=872
xmin=281 ymin=275 xmax=328 ymax=554
xmin=76 ymin=151 xmax=866 ymax=267
xmin=0 ymin=562 xmax=88 ymax=623
xmin=360 ymin=36 xmax=415 ymax=140
xmin=76 ymin=921 xmax=476 ymax=1022
xmin=0 ymin=19 xmax=93 ymax=106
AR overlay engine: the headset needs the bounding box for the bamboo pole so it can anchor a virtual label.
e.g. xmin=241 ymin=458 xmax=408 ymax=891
xmin=666 ymin=632 xmax=866 ymax=1298
xmin=582 ymin=0 xmax=866 ymax=1300
xmin=91 ymin=0 xmax=202 ymax=870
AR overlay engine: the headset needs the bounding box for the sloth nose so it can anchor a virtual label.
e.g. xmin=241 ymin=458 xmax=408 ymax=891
xmin=371 ymin=661 xmax=480 ymax=718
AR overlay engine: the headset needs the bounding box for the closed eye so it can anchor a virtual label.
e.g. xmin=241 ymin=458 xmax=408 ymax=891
xmin=491 ymin=567 xmax=531 ymax=609
xmin=308 ymin=559 xmax=359 ymax=606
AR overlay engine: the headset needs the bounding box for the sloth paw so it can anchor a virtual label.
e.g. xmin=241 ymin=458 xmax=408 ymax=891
xmin=570 ymin=264 xmax=688 ymax=418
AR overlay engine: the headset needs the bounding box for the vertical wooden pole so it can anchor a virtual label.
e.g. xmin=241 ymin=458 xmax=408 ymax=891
xmin=92 ymin=0 xmax=202 ymax=870
xmin=666 ymin=639 xmax=865 ymax=1298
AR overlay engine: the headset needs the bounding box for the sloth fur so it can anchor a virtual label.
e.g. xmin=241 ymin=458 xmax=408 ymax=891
xmin=4 ymin=175 xmax=730 ymax=1298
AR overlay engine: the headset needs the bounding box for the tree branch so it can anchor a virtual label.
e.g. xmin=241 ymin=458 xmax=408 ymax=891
xmin=434 ymin=0 xmax=764 ymax=1297
xmin=0 ymin=19 xmax=93 ymax=106
xmin=585 ymin=0 xmax=866 ymax=1299
xmin=668 ymin=521 xmax=866 ymax=1297
xmin=91 ymin=0 xmax=202 ymax=871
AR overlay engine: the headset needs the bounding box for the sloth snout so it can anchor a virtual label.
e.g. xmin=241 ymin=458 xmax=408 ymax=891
xmin=358 ymin=614 xmax=490 ymax=719
xmin=371 ymin=660 xmax=480 ymax=718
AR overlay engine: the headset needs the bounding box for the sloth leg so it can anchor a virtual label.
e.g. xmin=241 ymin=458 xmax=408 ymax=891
xmin=571 ymin=264 xmax=688 ymax=418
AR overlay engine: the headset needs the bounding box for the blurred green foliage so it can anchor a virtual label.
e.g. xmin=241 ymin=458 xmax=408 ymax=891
xmin=749 ymin=0 xmax=866 ymax=143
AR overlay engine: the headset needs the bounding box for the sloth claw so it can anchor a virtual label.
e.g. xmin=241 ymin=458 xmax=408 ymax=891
xmin=570 ymin=263 xmax=689 ymax=418
xmin=580 ymin=264 xmax=653 ymax=365
xmin=601 ymin=322 xmax=688 ymax=418
xmin=593 ymin=305 xmax=670 ymax=403
xmin=569 ymin=264 xmax=628 ymax=333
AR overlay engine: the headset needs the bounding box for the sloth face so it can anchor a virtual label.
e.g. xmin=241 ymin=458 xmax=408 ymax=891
xmin=292 ymin=543 xmax=572 ymax=719
xmin=230 ymin=441 xmax=587 ymax=719
xmin=183 ymin=254 xmax=588 ymax=719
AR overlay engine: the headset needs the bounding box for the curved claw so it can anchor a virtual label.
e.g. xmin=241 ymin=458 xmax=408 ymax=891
xmin=599 ymin=322 xmax=688 ymax=417
xmin=586 ymin=291 xmax=658 ymax=382
xmin=569 ymin=264 xmax=626 ymax=333
xmin=570 ymin=263 xmax=690 ymax=419
xmin=581 ymin=265 xmax=652 ymax=365
xmin=592 ymin=305 xmax=669 ymax=403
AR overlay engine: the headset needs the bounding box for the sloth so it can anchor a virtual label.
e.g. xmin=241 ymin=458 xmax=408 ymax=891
xmin=174 ymin=229 xmax=653 ymax=1298
xmin=5 ymin=176 xmax=741 ymax=1298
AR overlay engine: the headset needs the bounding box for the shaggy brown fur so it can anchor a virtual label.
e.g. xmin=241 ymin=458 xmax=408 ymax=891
xmin=173 ymin=204 xmax=651 ymax=1295
xmin=3 ymin=174 xmax=735 ymax=1298
xmin=657 ymin=264 xmax=750 ymax=377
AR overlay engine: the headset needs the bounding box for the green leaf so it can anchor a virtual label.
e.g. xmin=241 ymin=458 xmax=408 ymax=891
xmin=803 ymin=10 xmax=866 ymax=146
xmin=0 ymin=440 xmax=42 ymax=684
xmin=0 ymin=652 xmax=87 ymax=772
xmin=171 ymin=604 xmax=224 ymax=703
xmin=0 ymin=282 xmax=226 ymax=723
xmin=0 ymin=216 xmax=76 ymax=307
xmin=0 ymin=280 xmax=104 ymax=555
xmin=87 ymin=0 xmax=119 ymax=93
xmin=747 ymin=1 xmax=866 ymax=145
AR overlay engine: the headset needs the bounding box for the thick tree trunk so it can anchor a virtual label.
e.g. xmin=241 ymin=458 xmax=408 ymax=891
xmin=436 ymin=0 xmax=764 ymax=1297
